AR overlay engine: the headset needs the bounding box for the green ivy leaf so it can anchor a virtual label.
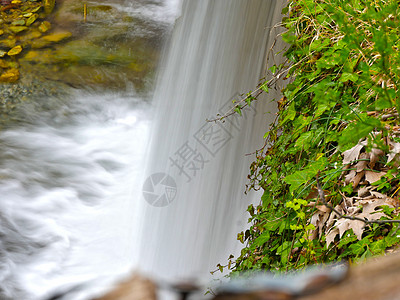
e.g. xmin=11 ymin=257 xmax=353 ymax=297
xmin=338 ymin=117 xmax=382 ymax=149
xmin=284 ymin=158 xmax=327 ymax=193
xmin=294 ymin=131 xmax=313 ymax=150
xmin=339 ymin=72 xmax=359 ymax=83
xmin=253 ymin=231 xmax=270 ymax=247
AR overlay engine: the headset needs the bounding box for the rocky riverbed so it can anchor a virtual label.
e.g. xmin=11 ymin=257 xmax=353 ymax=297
xmin=0 ymin=0 xmax=170 ymax=124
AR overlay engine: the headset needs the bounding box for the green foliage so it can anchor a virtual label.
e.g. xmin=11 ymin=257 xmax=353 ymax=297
xmin=223 ymin=0 xmax=400 ymax=275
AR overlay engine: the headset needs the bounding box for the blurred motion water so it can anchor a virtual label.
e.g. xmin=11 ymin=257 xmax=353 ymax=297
xmin=138 ymin=0 xmax=283 ymax=286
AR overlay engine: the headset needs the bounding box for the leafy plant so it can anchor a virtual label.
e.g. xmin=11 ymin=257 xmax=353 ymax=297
xmin=216 ymin=0 xmax=400 ymax=275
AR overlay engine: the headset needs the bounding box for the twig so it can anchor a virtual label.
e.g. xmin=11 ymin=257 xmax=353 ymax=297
xmin=315 ymin=173 xmax=400 ymax=224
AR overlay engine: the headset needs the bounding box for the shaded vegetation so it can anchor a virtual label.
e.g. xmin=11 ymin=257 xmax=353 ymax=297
xmin=219 ymin=0 xmax=400 ymax=274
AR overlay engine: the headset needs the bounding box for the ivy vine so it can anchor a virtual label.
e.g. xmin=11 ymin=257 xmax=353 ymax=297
xmin=217 ymin=0 xmax=400 ymax=275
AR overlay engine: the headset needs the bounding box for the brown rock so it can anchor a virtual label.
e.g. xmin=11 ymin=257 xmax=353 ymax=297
xmin=94 ymin=274 xmax=157 ymax=300
xmin=300 ymin=251 xmax=400 ymax=300
xmin=0 ymin=67 xmax=19 ymax=82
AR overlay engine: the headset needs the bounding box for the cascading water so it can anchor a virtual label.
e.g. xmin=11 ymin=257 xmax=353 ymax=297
xmin=138 ymin=0 xmax=284 ymax=288
xmin=0 ymin=0 xmax=284 ymax=299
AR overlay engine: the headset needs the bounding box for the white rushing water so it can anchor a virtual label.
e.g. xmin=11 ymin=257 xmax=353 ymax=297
xmin=0 ymin=93 xmax=152 ymax=300
xmin=0 ymin=0 xmax=285 ymax=299
xmin=138 ymin=0 xmax=284 ymax=291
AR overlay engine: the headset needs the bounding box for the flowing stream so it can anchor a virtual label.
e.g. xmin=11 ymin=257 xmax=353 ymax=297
xmin=0 ymin=0 xmax=284 ymax=299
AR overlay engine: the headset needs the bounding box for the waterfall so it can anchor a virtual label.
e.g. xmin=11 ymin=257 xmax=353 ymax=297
xmin=137 ymin=0 xmax=284 ymax=285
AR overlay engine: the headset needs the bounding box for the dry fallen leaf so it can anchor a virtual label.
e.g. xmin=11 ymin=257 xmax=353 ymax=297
xmin=369 ymin=148 xmax=384 ymax=169
xmin=326 ymin=228 xmax=339 ymax=247
xmin=310 ymin=207 xmax=331 ymax=238
xmin=345 ymin=170 xmax=357 ymax=184
xmin=365 ymin=170 xmax=386 ymax=184
xmin=387 ymin=142 xmax=400 ymax=163
xmin=324 ymin=198 xmax=393 ymax=246
xmin=336 ymin=217 xmax=364 ymax=239
xmin=351 ymin=170 xmax=365 ymax=188
xmin=342 ymin=144 xmax=364 ymax=165
xmin=355 ymin=152 xmax=369 ymax=172
xmin=357 ymin=186 xmax=369 ymax=197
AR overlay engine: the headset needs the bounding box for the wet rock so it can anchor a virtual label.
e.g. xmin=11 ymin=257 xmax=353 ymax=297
xmin=38 ymin=20 xmax=51 ymax=32
xmin=0 ymin=38 xmax=16 ymax=49
xmin=7 ymin=44 xmax=21 ymax=55
xmin=0 ymin=67 xmax=18 ymax=82
xmin=9 ymin=25 xmax=27 ymax=33
xmin=41 ymin=30 xmax=71 ymax=42
xmin=94 ymin=274 xmax=157 ymax=300
xmin=25 ymin=13 xmax=38 ymax=26
xmin=0 ymin=0 xmax=167 ymax=92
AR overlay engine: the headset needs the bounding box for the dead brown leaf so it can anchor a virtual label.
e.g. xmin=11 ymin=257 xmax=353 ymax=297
xmin=357 ymin=186 xmax=370 ymax=197
xmin=365 ymin=170 xmax=386 ymax=184
xmin=369 ymin=148 xmax=384 ymax=169
xmin=324 ymin=198 xmax=393 ymax=246
xmin=388 ymin=142 xmax=400 ymax=163
xmin=342 ymin=144 xmax=364 ymax=165
xmin=345 ymin=170 xmax=357 ymax=185
xmin=351 ymin=170 xmax=365 ymax=188
xmin=326 ymin=228 xmax=339 ymax=247
xmin=355 ymin=152 xmax=369 ymax=172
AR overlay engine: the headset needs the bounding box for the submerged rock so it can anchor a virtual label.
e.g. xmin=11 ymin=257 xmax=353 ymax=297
xmin=0 ymin=0 xmax=168 ymax=92
xmin=0 ymin=67 xmax=18 ymax=82
xmin=38 ymin=20 xmax=51 ymax=32
xmin=7 ymin=44 xmax=22 ymax=55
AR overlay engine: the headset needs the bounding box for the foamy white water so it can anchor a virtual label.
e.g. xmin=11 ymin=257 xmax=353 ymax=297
xmin=0 ymin=93 xmax=151 ymax=300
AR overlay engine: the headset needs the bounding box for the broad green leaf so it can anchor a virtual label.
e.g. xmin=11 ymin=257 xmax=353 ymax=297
xmin=294 ymin=131 xmax=313 ymax=150
xmin=339 ymin=72 xmax=359 ymax=83
xmin=280 ymin=102 xmax=296 ymax=125
xmin=284 ymin=158 xmax=327 ymax=193
xmin=338 ymin=117 xmax=382 ymax=149
xmin=253 ymin=231 xmax=270 ymax=247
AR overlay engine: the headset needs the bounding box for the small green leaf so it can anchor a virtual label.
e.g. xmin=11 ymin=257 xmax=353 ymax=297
xmin=294 ymin=131 xmax=313 ymax=150
xmin=261 ymin=81 xmax=269 ymax=92
xmin=340 ymin=72 xmax=359 ymax=83
xmin=253 ymin=231 xmax=270 ymax=247
xmin=234 ymin=106 xmax=242 ymax=116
